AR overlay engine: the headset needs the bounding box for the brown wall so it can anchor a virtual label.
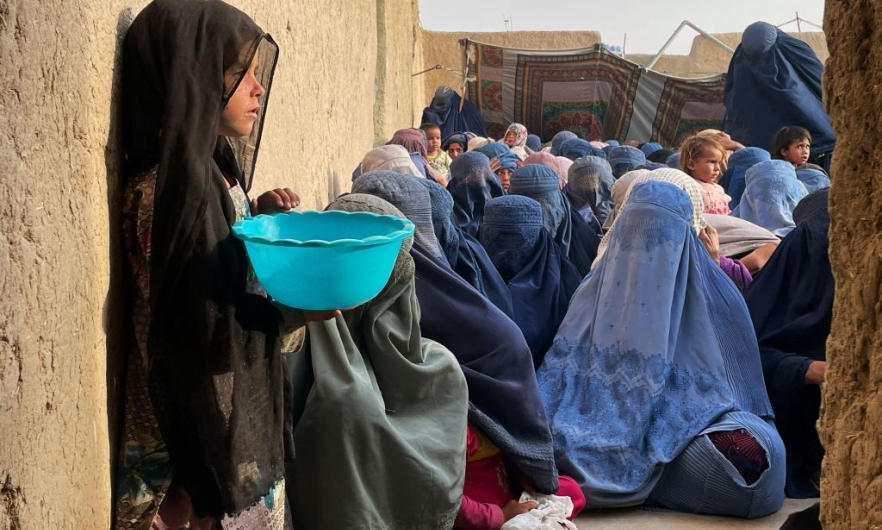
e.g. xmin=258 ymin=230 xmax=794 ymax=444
xmin=819 ymin=0 xmax=882 ymax=528
xmin=0 ymin=0 xmax=423 ymax=528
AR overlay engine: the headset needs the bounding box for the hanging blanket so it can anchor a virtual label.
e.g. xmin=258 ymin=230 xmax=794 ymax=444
xmin=463 ymin=40 xmax=726 ymax=147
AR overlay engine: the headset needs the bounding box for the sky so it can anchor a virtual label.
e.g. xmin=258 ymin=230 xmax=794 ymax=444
xmin=419 ymin=0 xmax=825 ymax=55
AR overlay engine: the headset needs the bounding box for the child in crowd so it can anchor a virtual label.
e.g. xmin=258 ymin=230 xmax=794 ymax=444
xmin=443 ymin=132 xmax=469 ymax=161
xmin=422 ymin=122 xmax=452 ymax=177
xmin=455 ymin=423 xmax=586 ymax=530
xmin=680 ymin=135 xmax=732 ymax=215
xmin=772 ymin=126 xmax=812 ymax=168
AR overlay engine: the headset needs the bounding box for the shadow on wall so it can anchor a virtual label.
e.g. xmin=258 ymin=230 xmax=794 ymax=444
xmin=103 ymin=7 xmax=136 ymax=526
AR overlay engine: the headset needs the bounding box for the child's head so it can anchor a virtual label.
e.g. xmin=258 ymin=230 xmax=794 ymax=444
xmin=442 ymin=133 xmax=468 ymax=160
xmin=420 ymin=123 xmax=442 ymax=154
xmin=219 ymin=51 xmax=266 ymax=138
xmin=772 ymin=126 xmax=811 ymax=166
xmin=679 ymin=135 xmax=725 ymax=184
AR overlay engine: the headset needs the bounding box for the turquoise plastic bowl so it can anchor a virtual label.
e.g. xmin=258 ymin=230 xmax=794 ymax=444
xmin=231 ymin=210 xmax=415 ymax=311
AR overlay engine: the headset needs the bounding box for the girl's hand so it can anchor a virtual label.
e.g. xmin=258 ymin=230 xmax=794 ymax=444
xmin=501 ymin=500 xmax=539 ymax=522
xmin=489 ymin=158 xmax=502 ymax=172
xmin=252 ymin=188 xmax=300 ymax=215
xmin=699 ymin=225 xmax=721 ymax=265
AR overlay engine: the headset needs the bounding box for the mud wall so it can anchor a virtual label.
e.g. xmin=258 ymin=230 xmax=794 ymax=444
xmin=819 ymin=0 xmax=882 ymax=528
xmin=0 ymin=0 xmax=423 ymax=528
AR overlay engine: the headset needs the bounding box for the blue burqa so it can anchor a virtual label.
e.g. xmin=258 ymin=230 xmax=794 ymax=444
xmin=411 ymin=243 xmax=560 ymax=494
xmin=564 ymin=156 xmax=616 ymax=227
xmin=743 ymin=189 xmax=831 ymax=499
xmin=718 ymin=147 xmax=771 ymax=210
xmin=509 ymin=164 xmax=600 ymax=276
xmin=422 ymin=179 xmax=515 ymax=319
xmin=480 ymin=195 xmax=582 ymax=367
xmin=447 ymin=151 xmax=506 ymax=237
xmin=722 ymin=22 xmax=836 ymax=157
xmin=538 ymin=180 xmax=784 ymax=516
xmin=732 ymin=159 xmax=808 ymax=237
xmin=421 ymin=85 xmax=488 ymax=138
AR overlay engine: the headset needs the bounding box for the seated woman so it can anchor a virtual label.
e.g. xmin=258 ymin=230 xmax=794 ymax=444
xmin=508 ymin=165 xmax=600 ymax=277
xmin=422 ymin=179 xmax=515 ymax=318
xmin=718 ymin=147 xmax=771 ymax=210
xmin=538 ymin=179 xmax=786 ymax=518
xmin=732 ymin=160 xmax=809 ymax=237
xmin=351 ymin=172 xmax=582 ymax=528
xmin=480 ymin=196 xmax=582 ymax=366
xmin=743 ymin=189 xmax=832 ymax=499
xmin=523 ymin=151 xmax=576 ymax=191
xmin=288 ymin=193 xmax=469 ymax=530
xmin=565 ymin=156 xmax=616 ymax=227
xmin=598 ymin=168 xmax=754 ymax=290
xmin=358 ymin=144 xmax=424 ymax=177
xmin=447 ymin=152 xmax=506 ymax=236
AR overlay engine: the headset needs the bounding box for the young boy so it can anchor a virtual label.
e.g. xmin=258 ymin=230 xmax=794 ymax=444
xmin=772 ymin=126 xmax=812 ymax=168
xmin=421 ymin=122 xmax=452 ymax=178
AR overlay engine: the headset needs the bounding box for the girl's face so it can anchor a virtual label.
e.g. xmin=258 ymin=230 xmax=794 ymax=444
xmin=782 ymin=138 xmax=811 ymax=166
xmin=446 ymin=142 xmax=464 ymax=159
xmin=425 ymin=128 xmax=442 ymax=154
xmin=220 ymin=52 xmax=265 ymax=137
xmin=687 ymin=147 xmax=723 ymax=184
xmin=496 ymin=168 xmax=512 ymax=191
xmin=503 ymin=131 xmax=517 ymax=147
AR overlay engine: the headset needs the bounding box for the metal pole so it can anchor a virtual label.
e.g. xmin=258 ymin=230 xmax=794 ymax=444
xmin=645 ymin=20 xmax=736 ymax=70
xmin=796 ymin=11 xmax=802 ymax=32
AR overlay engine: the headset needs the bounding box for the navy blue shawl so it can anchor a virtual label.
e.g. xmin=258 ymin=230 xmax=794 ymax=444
xmin=410 ymin=243 xmax=560 ymax=494
xmin=743 ymin=189 xmax=831 ymax=498
xmin=480 ymin=196 xmax=582 ymax=366
xmin=722 ymin=22 xmax=836 ymax=155
xmin=422 ymin=180 xmax=515 ymax=318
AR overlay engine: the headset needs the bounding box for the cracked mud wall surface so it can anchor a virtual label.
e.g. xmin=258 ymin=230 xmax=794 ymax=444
xmin=0 ymin=0 xmax=422 ymax=528
xmin=820 ymin=0 xmax=882 ymax=528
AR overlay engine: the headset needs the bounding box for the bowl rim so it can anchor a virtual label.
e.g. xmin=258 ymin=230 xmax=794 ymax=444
xmin=231 ymin=210 xmax=415 ymax=248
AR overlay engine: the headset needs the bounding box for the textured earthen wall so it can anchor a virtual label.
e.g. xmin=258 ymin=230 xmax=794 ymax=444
xmin=819 ymin=1 xmax=882 ymax=528
xmin=0 ymin=0 xmax=422 ymax=528
xmin=418 ymin=31 xmax=601 ymax=106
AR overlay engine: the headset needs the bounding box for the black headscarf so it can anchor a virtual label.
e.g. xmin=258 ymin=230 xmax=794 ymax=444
xmin=743 ymin=189 xmax=832 ymax=498
xmin=122 ymin=0 xmax=284 ymax=517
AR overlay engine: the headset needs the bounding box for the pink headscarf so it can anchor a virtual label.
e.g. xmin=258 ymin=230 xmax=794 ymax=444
xmin=524 ymin=152 xmax=571 ymax=189
xmin=387 ymin=128 xmax=428 ymax=160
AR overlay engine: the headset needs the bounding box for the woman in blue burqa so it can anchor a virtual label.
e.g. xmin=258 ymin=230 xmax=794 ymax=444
xmin=537 ymin=179 xmax=786 ymax=518
xmin=743 ymin=189 xmax=833 ymax=499
xmin=422 ymin=85 xmax=488 ymax=138
xmin=722 ymin=21 xmax=836 ymax=172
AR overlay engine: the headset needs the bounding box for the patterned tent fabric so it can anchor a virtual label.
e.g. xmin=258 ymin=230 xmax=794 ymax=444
xmin=464 ymin=40 xmax=727 ymax=147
